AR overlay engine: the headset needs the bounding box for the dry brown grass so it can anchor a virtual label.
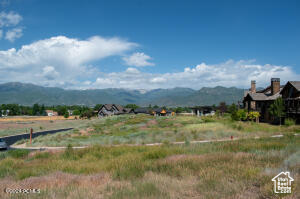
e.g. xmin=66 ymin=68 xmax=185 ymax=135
xmin=0 ymin=116 xmax=76 ymax=122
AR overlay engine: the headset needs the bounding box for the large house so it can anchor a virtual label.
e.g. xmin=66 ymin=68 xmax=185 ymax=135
xmin=280 ymin=81 xmax=300 ymax=123
xmin=98 ymin=104 xmax=134 ymax=117
xmin=243 ymin=78 xmax=300 ymax=123
xmin=243 ymin=78 xmax=282 ymax=122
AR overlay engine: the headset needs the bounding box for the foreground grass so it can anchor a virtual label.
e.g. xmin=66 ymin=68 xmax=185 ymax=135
xmin=24 ymin=114 xmax=300 ymax=147
xmin=0 ymin=135 xmax=299 ymax=198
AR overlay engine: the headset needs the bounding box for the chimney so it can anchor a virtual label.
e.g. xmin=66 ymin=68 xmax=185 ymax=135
xmin=271 ymin=78 xmax=280 ymax=95
xmin=251 ymin=80 xmax=256 ymax=93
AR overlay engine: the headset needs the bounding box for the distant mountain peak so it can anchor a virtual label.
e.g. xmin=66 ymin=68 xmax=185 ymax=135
xmin=0 ymin=82 xmax=244 ymax=106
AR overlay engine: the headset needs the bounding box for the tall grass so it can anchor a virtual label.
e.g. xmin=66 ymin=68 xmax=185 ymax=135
xmin=0 ymin=135 xmax=299 ymax=198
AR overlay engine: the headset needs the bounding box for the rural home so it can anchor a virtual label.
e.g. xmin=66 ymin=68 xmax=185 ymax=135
xmin=45 ymin=110 xmax=58 ymax=116
xmin=134 ymin=107 xmax=174 ymax=116
xmin=98 ymin=104 xmax=134 ymax=117
xmin=151 ymin=108 xmax=174 ymax=116
xmin=280 ymin=81 xmax=300 ymax=123
xmin=134 ymin=107 xmax=151 ymax=114
xmin=243 ymin=78 xmax=282 ymax=122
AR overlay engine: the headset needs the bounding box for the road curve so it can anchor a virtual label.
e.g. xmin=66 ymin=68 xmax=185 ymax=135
xmin=0 ymin=128 xmax=73 ymax=147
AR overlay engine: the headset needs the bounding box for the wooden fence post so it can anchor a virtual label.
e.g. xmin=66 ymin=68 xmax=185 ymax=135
xmin=30 ymin=128 xmax=33 ymax=145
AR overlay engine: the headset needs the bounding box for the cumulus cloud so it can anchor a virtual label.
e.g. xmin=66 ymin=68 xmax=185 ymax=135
xmin=123 ymin=52 xmax=154 ymax=67
xmin=0 ymin=35 xmax=137 ymax=87
xmin=5 ymin=27 xmax=23 ymax=42
xmin=0 ymin=35 xmax=298 ymax=90
xmin=89 ymin=59 xmax=299 ymax=90
xmin=0 ymin=11 xmax=22 ymax=27
xmin=0 ymin=11 xmax=23 ymax=41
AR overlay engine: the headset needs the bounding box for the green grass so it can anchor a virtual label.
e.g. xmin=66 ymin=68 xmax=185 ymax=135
xmin=23 ymin=114 xmax=300 ymax=147
xmin=0 ymin=135 xmax=299 ymax=198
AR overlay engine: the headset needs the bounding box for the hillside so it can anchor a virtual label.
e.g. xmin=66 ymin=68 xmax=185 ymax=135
xmin=0 ymin=82 xmax=245 ymax=106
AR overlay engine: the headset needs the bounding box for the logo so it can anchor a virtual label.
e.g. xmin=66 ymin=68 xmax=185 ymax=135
xmin=272 ymin=171 xmax=294 ymax=193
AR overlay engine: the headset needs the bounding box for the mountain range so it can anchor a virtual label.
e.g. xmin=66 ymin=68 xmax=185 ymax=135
xmin=0 ymin=82 xmax=246 ymax=107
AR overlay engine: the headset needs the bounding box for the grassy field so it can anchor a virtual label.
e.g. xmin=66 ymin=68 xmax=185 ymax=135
xmin=21 ymin=114 xmax=300 ymax=147
xmin=0 ymin=135 xmax=299 ymax=198
xmin=0 ymin=116 xmax=92 ymax=137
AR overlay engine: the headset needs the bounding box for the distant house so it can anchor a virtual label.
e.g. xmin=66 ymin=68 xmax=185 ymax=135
xmin=98 ymin=104 xmax=134 ymax=117
xmin=243 ymin=78 xmax=282 ymax=122
xmin=191 ymin=106 xmax=216 ymax=116
xmin=1 ymin=110 xmax=9 ymax=117
xmin=151 ymin=108 xmax=173 ymax=116
xmin=67 ymin=110 xmax=73 ymax=116
xmin=46 ymin=110 xmax=58 ymax=116
xmin=134 ymin=107 xmax=151 ymax=114
xmin=280 ymin=81 xmax=300 ymax=123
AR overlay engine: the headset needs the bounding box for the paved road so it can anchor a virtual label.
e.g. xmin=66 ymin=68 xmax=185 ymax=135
xmin=0 ymin=128 xmax=73 ymax=149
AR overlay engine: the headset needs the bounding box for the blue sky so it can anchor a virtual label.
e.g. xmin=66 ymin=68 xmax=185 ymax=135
xmin=0 ymin=0 xmax=299 ymax=89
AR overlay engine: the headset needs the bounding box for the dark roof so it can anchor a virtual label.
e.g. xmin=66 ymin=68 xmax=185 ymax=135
xmin=102 ymin=104 xmax=113 ymax=110
xmin=124 ymin=108 xmax=134 ymax=113
xmin=99 ymin=104 xmax=125 ymax=113
xmin=244 ymin=89 xmax=282 ymax=101
xmin=134 ymin=107 xmax=150 ymax=113
xmin=289 ymin=81 xmax=300 ymax=91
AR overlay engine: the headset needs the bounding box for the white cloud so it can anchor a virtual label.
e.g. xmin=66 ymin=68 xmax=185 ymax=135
xmin=88 ymin=59 xmax=299 ymax=90
xmin=0 ymin=35 xmax=298 ymax=90
xmin=0 ymin=11 xmax=23 ymax=41
xmin=41 ymin=66 xmax=59 ymax=80
xmin=150 ymin=77 xmax=166 ymax=83
xmin=5 ymin=27 xmax=23 ymax=42
xmin=0 ymin=35 xmax=137 ymax=87
xmin=125 ymin=67 xmax=140 ymax=74
xmin=123 ymin=52 xmax=154 ymax=67
xmin=0 ymin=11 xmax=22 ymax=27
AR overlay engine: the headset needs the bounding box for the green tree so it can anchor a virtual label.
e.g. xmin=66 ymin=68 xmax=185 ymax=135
xmin=56 ymin=106 xmax=67 ymax=116
xmin=72 ymin=109 xmax=80 ymax=115
xmin=124 ymin=104 xmax=139 ymax=109
xmin=229 ymin=103 xmax=238 ymax=120
xmin=32 ymin=104 xmax=40 ymax=115
xmin=269 ymin=97 xmax=285 ymax=125
xmin=64 ymin=111 xmax=69 ymax=118
xmin=94 ymin=104 xmax=102 ymax=111
xmin=236 ymin=109 xmax=247 ymax=121
xmin=80 ymin=110 xmax=93 ymax=119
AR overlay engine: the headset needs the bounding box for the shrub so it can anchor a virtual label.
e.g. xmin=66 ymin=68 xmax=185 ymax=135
xmin=8 ymin=149 xmax=30 ymax=158
xmin=34 ymin=152 xmax=50 ymax=159
xmin=236 ymin=109 xmax=247 ymax=121
xmin=284 ymin=118 xmax=295 ymax=127
xmin=64 ymin=112 xmax=69 ymax=118
xmin=247 ymin=111 xmax=260 ymax=122
xmin=143 ymin=149 xmax=167 ymax=160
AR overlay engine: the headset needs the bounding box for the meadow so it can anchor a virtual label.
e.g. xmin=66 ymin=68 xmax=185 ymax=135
xmin=0 ymin=135 xmax=299 ymax=198
xmin=20 ymin=114 xmax=300 ymax=147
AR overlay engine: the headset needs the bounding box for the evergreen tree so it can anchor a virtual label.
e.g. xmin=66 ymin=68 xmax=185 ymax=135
xmin=269 ymin=97 xmax=285 ymax=125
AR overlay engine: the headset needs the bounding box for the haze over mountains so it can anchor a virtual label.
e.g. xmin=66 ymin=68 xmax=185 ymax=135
xmin=0 ymin=82 xmax=245 ymax=107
